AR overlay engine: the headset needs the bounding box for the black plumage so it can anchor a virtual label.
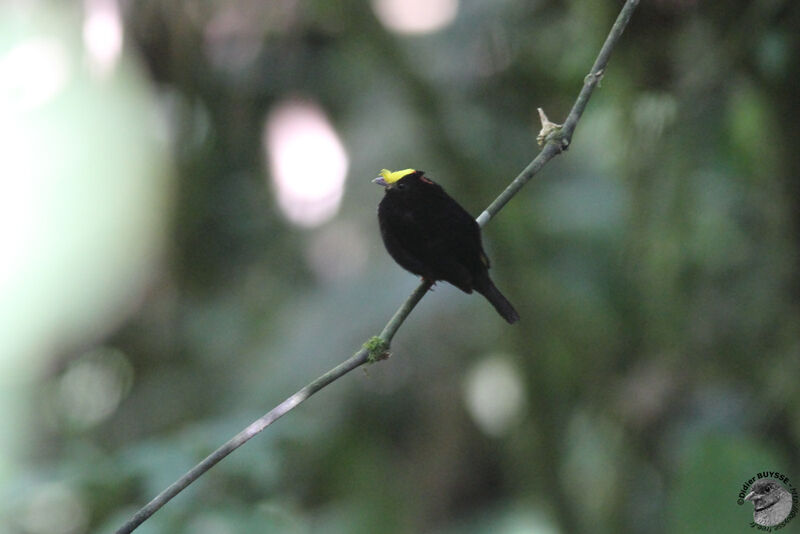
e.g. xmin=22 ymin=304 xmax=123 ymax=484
xmin=374 ymin=170 xmax=519 ymax=324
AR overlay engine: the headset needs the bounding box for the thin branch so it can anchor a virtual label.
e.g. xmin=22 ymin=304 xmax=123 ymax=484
xmin=477 ymin=0 xmax=639 ymax=226
xmin=379 ymin=279 xmax=433 ymax=343
xmin=115 ymin=1 xmax=639 ymax=532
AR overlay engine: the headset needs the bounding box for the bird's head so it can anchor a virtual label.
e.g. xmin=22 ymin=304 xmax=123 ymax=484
xmin=372 ymin=168 xmax=429 ymax=190
xmin=745 ymin=479 xmax=790 ymax=512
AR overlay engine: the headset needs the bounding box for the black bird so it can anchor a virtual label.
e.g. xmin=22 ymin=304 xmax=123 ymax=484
xmin=373 ymin=168 xmax=519 ymax=324
xmin=745 ymin=478 xmax=793 ymax=527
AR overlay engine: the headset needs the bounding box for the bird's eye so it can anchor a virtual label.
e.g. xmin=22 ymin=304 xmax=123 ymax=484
xmin=396 ymin=182 xmax=406 ymax=189
xmin=764 ymin=486 xmax=772 ymax=493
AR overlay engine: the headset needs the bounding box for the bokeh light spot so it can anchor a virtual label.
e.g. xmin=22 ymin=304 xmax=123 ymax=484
xmin=56 ymin=346 xmax=134 ymax=429
xmin=463 ymin=354 xmax=525 ymax=437
xmin=372 ymin=0 xmax=459 ymax=35
xmin=21 ymin=482 xmax=88 ymax=534
xmin=82 ymin=0 xmax=124 ymax=76
xmin=0 ymin=37 xmax=70 ymax=112
xmin=264 ymin=99 xmax=349 ymax=227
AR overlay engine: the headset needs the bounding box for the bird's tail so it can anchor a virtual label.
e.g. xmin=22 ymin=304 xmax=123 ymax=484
xmin=476 ymin=278 xmax=520 ymax=324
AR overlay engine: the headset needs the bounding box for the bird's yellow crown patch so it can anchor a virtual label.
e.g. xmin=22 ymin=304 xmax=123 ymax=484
xmin=379 ymin=168 xmax=416 ymax=184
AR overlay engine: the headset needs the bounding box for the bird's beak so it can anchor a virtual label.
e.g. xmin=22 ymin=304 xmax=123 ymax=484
xmin=372 ymin=176 xmax=388 ymax=186
xmin=744 ymin=491 xmax=756 ymax=502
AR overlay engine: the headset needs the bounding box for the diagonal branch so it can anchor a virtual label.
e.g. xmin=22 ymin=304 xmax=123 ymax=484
xmin=115 ymin=1 xmax=639 ymax=532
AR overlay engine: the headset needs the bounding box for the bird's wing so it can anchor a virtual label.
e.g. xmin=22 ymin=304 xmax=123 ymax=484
xmin=414 ymin=194 xmax=487 ymax=291
xmin=429 ymin=196 xmax=487 ymax=270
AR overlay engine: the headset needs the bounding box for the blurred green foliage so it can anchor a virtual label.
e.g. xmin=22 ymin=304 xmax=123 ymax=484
xmin=3 ymin=0 xmax=800 ymax=533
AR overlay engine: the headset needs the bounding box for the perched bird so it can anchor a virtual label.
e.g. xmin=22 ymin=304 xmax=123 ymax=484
xmin=373 ymin=168 xmax=519 ymax=324
xmin=745 ymin=478 xmax=793 ymax=527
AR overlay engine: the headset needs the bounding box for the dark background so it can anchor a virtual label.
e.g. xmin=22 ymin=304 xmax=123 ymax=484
xmin=3 ymin=0 xmax=799 ymax=533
